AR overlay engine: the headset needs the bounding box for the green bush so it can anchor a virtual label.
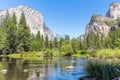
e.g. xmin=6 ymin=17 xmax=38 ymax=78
xmin=104 ymin=20 xmax=118 ymax=27
xmin=60 ymin=44 xmax=74 ymax=56
xmin=51 ymin=48 xmax=60 ymax=57
xmin=94 ymin=49 xmax=120 ymax=58
xmin=43 ymin=49 xmax=53 ymax=57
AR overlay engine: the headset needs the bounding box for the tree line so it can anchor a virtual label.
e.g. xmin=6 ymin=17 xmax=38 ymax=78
xmin=80 ymin=22 xmax=120 ymax=52
xmin=0 ymin=12 xmax=81 ymax=56
xmin=1 ymin=12 xmax=120 ymax=56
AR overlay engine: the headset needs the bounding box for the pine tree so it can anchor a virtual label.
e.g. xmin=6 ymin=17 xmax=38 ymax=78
xmin=59 ymin=37 xmax=64 ymax=49
xmin=6 ymin=12 xmax=17 ymax=53
xmin=0 ymin=11 xmax=10 ymax=53
xmin=45 ymin=35 xmax=49 ymax=49
xmin=49 ymin=40 xmax=53 ymax=49
xmin=71 ymin=38 xmax=79 ymax=53
xmin=17 ymin=12 xmax=31 ymax=52
xmin=35 ymin=31 xmax=42 ymax=51
xmin=54 ymin=37 xmax=58 ymax=48
xmin=0 ymin=27 xmax=7 ymax=52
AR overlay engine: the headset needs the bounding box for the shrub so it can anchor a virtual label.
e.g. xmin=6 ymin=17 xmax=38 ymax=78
xmin=104 ymin=20 xmax=118 ymax=27
xmin=43 ymin=49 xmax=53 ymax=57
xmin=94 ymin=49 xmax=120 ymax=58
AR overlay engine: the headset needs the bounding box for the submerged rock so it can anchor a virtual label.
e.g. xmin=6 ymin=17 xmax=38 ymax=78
xmin=65 ymin=66 xmax=74 ymax=71
xmin=0 ymin=69 xmax=7 ymax=73
xmin=23 ymin=69 xmax=28 ymax=72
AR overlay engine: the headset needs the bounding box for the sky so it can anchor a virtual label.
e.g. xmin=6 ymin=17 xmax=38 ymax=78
xmin=0 ymin=0 xmax=120 ymax=38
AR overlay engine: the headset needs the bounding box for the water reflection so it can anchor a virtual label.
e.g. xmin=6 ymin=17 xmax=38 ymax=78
xmin=0 ymin=57 xmax=87 ymax=80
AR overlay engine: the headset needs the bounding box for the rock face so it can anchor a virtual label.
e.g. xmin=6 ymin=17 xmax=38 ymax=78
xmin=0 ymin=5 xmax=54 ymax=40
xmin=43 ymin=23 xmax=54 ymax=40
xmin=85 ymin=15 xmax=112 ymax=37
xmin=106 ymin=2 xmax=120 ymax=19
xmin=85 ymin=2 xmax=120 ymax=37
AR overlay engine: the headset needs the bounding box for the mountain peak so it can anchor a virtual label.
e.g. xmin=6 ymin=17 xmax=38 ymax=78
xmin=17 ymin=5 xmax=27 ymax=8
xmin=106 ymin=2 xmax=120 ymax=19
xmin=85 ymin=2 xmax=120 ymax=38
xmin=110 ymin=2 xmax=120 ymax=6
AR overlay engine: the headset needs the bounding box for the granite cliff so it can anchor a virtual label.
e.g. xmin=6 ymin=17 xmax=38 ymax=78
xmin=85 ymin=2 xmax=120 ymax=38
xmin=0 ymin=5 xmax=54 ymax=40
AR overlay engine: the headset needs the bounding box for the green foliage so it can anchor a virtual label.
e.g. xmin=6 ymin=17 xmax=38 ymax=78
xmin=85 ymin=33 xmax=103 ymax=50
xmin=0 ymin=27 xmax=7 ymax=51
xmin=93 ymin=48 xmax=120 ymax=58
xmin=3 ymin=10 xmax=120 ymax=58
xmin=53 ymin=37 xmax=58 ymax=48
xmin=0 ymin=11 xmax=83 ymax=56
xmin=71 ymin=38 xmax=79 ymax=53
xmin=60 ymin=43 xmax=74 ymax=56
xmin=45 ymin=35 xmax=49 ymax=49
xmin=30 ymin=32 xmax=45 ymax=51
xmin=9 ymin=52 xmax=44 ymax=60
xmin=0 ymin=12 xmax=32 ymax=54
xmin=0 ymin=11 xmax=81 ymax=56
xmin=86 ymin=60 xmax=120 ymax=80
xmin=104 ymin=20 xmax=118 ymax=27
xmin=6 ymin=12 xmax=17 ymax=53
xmin=17 ymin=12 xmax=31 ymax=52
xmin=43 ymin=49 xmax=53 ymax=57
xmin=104 ymin=27 xmax=120 ymax=49
xmin=115 ymin=38 xmax=120 ymax=48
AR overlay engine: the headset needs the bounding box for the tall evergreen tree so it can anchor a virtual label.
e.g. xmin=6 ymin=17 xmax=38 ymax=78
xmin=0 ymin=11 xmax=10 ymax=54
xmin=6 ymin=12 xmax=17 ymax=53
xmin=17 ymin=12 xmax=31 ymax=52
xmin=54 ymin=37 xmax=58 ymax=48
xmin=45 ymin=35 xmax=49 ymax=49
xmin=71 ymin=38 xmax=79 ymax=53
xmin=0 ymin=27 xmax=7 ymax=53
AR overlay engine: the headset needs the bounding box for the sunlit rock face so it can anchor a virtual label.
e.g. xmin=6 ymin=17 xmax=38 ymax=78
xmin=0 ymin=5 xmax=54 ymax=40
xmin=85 ymin=15 xmax=112 ymax=37
xmin=106 ymin=2 xmax=120 ymax=19
xmin=85 ymin=2 xmax=120 ymax=37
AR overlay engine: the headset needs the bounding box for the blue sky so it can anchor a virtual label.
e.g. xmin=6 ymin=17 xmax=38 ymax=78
xmin=0 ymin=0 xmax=120 ymax=38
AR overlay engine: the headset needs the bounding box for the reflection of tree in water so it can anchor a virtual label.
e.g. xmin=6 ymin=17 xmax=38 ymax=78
xmin=5 ymin=58 xmax=16 ymax=80
xmin=5 ymin=58 xmax=29 ymax=80
xmin=27 ymin=59 xmax=54 ymax=80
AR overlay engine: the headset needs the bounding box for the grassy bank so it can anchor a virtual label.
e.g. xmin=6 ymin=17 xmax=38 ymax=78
xmin=73 ymin=48 xmax=120 ymax=59
xmin=6 ymin=48 xmax=120 ymax=60
xmin=85 ymin=59 xmax=120 ymax=80
xmin=90 ymin=48 xmax=120 ymax=59
xmin=8 ymin=52 xmax=44 ymax=60
xmin=8 ymin=49 xmax=60 ymax=60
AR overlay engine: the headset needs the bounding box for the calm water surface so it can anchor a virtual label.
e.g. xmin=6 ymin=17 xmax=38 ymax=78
xmin=0 ymin=57 xmax=87 ymax=80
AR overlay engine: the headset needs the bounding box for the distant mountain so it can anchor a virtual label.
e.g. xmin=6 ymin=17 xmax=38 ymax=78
xmin=0 ymin=5 xmax=54 ymax=40
xmin=106 ymin=2 xmax=120 ymax=19
xmin=77 ymin=34 xmax=85 ymax=40
xmin=85 ymin=2 xmax=120 ymax=37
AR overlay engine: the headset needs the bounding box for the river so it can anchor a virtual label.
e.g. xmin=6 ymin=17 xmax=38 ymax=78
xmin=0 ymin=57 xmax=87 ymax=80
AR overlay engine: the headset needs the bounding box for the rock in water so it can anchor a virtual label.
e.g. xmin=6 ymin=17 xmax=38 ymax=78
xmin=1 ymin=69 xmax=7 ymax=73
xmin=65 ymin=66 xmax=74 ymax=71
